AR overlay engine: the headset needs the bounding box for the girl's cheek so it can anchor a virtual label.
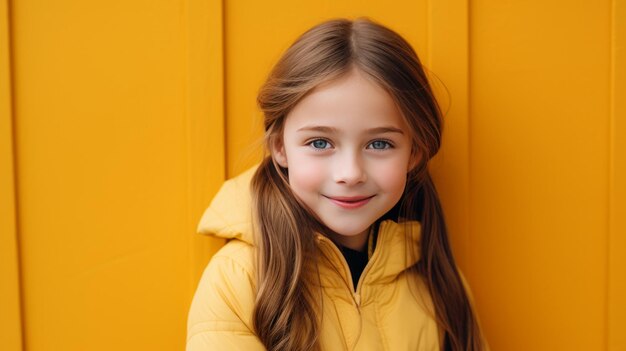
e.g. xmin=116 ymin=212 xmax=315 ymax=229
xmin=375 ymin=158 xmax=409 ymax=193
xmin=288 ymin=157 xmax=327 ymax=191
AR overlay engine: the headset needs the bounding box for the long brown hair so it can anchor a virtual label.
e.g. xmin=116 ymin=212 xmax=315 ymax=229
xmin=251 ymin=17 xmax=484 ymax=351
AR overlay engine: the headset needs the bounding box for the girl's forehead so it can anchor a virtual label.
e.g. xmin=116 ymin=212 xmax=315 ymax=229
xmin=285 ymin=69 xmax=406 ymax=131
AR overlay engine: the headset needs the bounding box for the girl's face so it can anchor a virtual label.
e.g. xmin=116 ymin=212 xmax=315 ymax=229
xmin=272 ymin=68 xmax=415 ymax=251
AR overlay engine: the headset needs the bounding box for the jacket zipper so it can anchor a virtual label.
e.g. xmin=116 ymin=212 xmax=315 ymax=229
xmin=318 ymin=229 xmax=385 ymax=350
xmin=319 ymin=239 xmax=358 ymax=304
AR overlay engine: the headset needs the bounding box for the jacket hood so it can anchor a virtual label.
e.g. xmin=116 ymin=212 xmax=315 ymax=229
xmin=196 ymin=165 xmax=258 ymax=245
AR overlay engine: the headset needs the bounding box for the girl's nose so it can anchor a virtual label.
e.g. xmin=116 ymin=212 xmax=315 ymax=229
xmin=333 ymin=152 xmax=367 ymax=185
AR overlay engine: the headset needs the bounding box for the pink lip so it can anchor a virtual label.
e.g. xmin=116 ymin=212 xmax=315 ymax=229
xmin=325 ymin=195 xmax=374 ymax=209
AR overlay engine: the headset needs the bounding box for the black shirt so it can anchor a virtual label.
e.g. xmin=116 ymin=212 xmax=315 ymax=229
xmin=339 ymin=245 xmax=369 ymax=291
xmin=338 ymin=225 xmax=379 ymax=291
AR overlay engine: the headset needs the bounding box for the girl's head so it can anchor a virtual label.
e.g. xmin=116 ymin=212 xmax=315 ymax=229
xmin=259 ymin=17 xmax=442 ymax=246
xmin=251 ymin=17 xmax=483 ymax=351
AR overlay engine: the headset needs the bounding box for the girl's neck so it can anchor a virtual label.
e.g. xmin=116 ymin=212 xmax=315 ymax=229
xmin=329 ymin=226 xmax=370 ymax=253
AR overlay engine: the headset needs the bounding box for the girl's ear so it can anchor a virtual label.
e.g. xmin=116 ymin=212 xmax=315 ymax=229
xmin=271 ymin=137 xmax=288 ymax=168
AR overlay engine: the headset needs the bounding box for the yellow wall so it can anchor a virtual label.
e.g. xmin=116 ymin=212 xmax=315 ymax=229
xmin=1 ymin=0 xmax=624 ymax=350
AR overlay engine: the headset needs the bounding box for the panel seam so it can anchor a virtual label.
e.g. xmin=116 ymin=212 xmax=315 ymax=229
xmin=606 ymin=0 xmax=615 ymax=349
xmin=6 ymin=0 xmax=26 ymax=348
xmin=221 ymin=0 xmax=228 ymax=180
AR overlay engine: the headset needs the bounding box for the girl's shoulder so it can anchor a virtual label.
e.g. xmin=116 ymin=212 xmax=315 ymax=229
xmin=210 ymin=239 xmax=256 ymax=276
xmin=187 ymin=240 xmax=257 ymax=345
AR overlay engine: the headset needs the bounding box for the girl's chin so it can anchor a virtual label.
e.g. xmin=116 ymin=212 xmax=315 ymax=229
xmin=332 ymin=230 xmax=368 ymax=237
xmin=326 ymin=224 xmax=371 ymax=236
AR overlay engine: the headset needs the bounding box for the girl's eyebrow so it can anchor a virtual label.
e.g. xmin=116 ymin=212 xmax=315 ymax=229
xmin=367 ymin=126 xmax=405 ymax=135
xmin=296 ymin=126 xmax=338 ymax=133
xmin=296 ymin=125 xmax=404 ymax=135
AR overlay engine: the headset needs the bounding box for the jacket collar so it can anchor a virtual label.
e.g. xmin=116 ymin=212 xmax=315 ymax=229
xmin=315 ymin=220 xmax=421 ymax=290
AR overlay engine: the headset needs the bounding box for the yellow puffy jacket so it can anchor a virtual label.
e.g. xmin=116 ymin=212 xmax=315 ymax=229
xmin=186 ymin=166 xmax=441 ymax=350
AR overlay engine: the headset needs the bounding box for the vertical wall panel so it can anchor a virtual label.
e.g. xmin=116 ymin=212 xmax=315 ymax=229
xmin=186 ymin=0 xmax=227 ymax=293
xmin=610 ymin=0 xmax=626 ymax=349
xmin=11 ymin=0 xmax=194 ymax=349
xmin=0 ymin=0 xmax=23 ymax=349
xmin=469 ymin=0 xmax=611 ymax=349
xmin=428 ymin=0 xmax=471 ymax=272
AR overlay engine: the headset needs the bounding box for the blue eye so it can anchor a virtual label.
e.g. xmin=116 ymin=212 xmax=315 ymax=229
xmin=310 ymin=139 xmax=331 ymax=149
xmin=369 ymin=140 xmax=392 ymax=150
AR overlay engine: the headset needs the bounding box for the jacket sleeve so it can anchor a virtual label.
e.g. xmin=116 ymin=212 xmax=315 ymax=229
xmin=186 ymin=252 xmax=265 ymax=351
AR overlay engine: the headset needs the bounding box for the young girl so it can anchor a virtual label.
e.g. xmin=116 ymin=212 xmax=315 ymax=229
xmin=187 ymin=17 xmax=486 ymax=351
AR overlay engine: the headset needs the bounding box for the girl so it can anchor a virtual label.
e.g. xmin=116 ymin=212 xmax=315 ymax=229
xmin=187 ymin=17 xmax=486 ymax=351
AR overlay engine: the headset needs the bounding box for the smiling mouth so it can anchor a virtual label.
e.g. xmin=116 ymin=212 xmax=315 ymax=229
xmin=324 ymin=195 xmax=375 ymax=209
